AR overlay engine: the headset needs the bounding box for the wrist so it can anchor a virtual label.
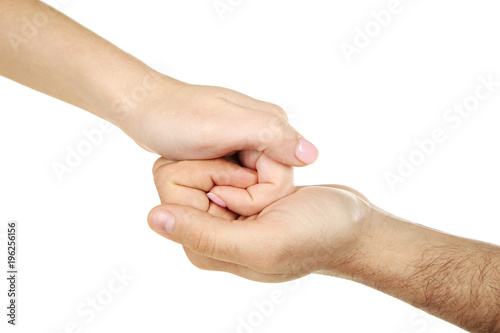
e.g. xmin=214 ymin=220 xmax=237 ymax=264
xmin=93 ymin=64 xmax=167 ymax=125
xmin=321 ymin=206 xmax=428 ymax=283
xmin=333 ymin=207 xmax=461 ymax=294
xmin=353 ymin=210 xmax=424 ymax=282
xmin=339 ymin=208 xmax=500 ymax=332
xmin=86 ymin=51 xmax=185 ymax=130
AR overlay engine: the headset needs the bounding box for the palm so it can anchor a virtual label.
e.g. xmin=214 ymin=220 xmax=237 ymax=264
xmin=192 ymin=185 xmax=371 ymax=282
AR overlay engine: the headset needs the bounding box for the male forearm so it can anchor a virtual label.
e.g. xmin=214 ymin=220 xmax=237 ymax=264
xmin=339 ymin=209 xmax=500 ymax=332
xmin=0 ymin=0 xmax=165 ymax=123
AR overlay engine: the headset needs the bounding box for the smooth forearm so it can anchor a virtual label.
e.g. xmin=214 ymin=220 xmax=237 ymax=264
xmin=0 ymin=0 xmax=169 ymax=124
xmin=0 ymin=0 xmax=310 ymax=163
xmin=337 ymin=209 xmax=500 ymax=332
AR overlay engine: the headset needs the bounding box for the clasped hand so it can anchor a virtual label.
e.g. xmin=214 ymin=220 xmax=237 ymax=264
xmin=148 ymin=154 xmax=373 ymax=283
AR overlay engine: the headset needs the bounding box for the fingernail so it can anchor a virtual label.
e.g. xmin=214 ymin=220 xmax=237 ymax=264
xmin=207 ymin=193 xmax=227 ymax=208
xmin=295 ymin=138 xmax=319 ymax=164
xmin=151 ymin=210 xmax=175 ymax=234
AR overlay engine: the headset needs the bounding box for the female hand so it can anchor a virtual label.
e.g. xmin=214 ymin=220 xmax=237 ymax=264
xmin=0 ymin=1 xmax=318 ymax=168
xmin=117 ymin=76 xmax=318 ymax=167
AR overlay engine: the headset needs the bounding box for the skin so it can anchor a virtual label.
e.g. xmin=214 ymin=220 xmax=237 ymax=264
xmin=3 ymin=1 xmax=498 ymax=331
xmin=0 ymin=0 xmax=318 ymax=167
xmin=149 ymin=158 xmax=500 ymax=333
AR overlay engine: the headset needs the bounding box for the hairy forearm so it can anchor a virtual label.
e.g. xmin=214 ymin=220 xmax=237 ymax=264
xmin=339 ymin=209 xmax=500 ymax=332
xmin=0 ymin=0 xmax=165 ymax=123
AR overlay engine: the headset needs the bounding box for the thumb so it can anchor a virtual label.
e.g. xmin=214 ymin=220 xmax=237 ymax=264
xmin=148 ymin=205 xmax=261 ymax=264
xmin=228 ymin=107 xmax=319 ymax=166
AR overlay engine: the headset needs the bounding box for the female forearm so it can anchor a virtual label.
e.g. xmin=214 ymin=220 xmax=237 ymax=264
xmin=338 ymin=209 xmax=500 ymax=332
xmin=0 ymin=0 xmax=313 ymax=165
xmin=0 ymin=0 xmax=164 ymax=123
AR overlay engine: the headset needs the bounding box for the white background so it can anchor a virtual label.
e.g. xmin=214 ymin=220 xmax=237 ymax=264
xmin=1 ymin=0 xmax=499 ymax=332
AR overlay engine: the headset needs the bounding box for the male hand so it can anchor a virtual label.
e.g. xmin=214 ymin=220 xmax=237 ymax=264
xmin=149 ymin=158 xmax=373 ymax=282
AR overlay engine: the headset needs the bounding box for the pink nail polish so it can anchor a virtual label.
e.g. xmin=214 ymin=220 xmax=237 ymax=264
xmin=295 ymin=138 xmax=319 ymax=164
xmin=151 ymin=210 xmax=176 ymax=235
xmin=207 ymin=193 xmax=227 ymax=208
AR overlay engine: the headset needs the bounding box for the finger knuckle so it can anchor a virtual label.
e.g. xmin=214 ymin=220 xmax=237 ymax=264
xmin=188 ymin=224 xmax=216 ymax=258
xmin=154 ymin=160 xmax=195 ymax=185
xmin=269 ymin=104 xmax=288 ymax=119
xmin=270 ymin=116 xmax=291 ymax=139
xmin=153 ymin=163 xmax=176 ymax=185
xmin=152 ymin=157 xmax=167 ymax=175
xmin=212 ymin=159 xmax=238 ymax=183
xmin=153 ymin=165 xmax=168 ymax=185
xmin=255 ymin=116 xmax=290 ymax=150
